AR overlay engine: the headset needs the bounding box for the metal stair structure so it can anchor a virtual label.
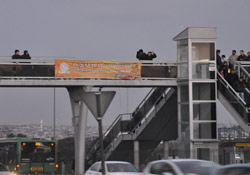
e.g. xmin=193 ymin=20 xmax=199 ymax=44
xmin=86 ymin=87 xmax=178 ymax=166
xmin=217 ymin=64 xmax=250 ymax=133
xmin=87 ymin=63 xmax=250 ymax=167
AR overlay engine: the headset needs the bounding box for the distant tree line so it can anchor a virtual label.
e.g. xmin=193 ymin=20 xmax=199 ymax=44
xmin=7 ymin=133 xmax=27 ymax=138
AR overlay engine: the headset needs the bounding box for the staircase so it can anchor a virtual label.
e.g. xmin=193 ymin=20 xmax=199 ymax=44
xmin=86 ymin=87 xmax=178 ymax=166
xmin=217 ymin=69 xmax=250 ymax=133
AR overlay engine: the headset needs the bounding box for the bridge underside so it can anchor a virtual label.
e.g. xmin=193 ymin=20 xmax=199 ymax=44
xmin=0 ymin=78 xmax=177 ymax=87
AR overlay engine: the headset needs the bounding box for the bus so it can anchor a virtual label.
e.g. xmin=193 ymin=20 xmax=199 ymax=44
xmin=0 ymin=137 xmax=58 ymax=175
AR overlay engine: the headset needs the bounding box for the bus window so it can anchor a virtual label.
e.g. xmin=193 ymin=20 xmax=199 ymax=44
xmin=21 ymin=142 xmax=55 ymax=163
xmin=0 ymin=142 xmax=17 ymax=166
xmin=0 ymin=163 xmax=8 ymax=171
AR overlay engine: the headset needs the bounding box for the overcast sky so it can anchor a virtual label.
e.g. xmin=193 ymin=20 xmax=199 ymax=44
xmin=0 ymin=0 xmax=250 ymax=127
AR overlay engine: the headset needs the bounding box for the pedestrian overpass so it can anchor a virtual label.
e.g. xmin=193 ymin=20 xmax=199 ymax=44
xmin=1 ymin=27 xmax=250 ymax=175
xmin=0 ymin=59 xmax=177 ymax=87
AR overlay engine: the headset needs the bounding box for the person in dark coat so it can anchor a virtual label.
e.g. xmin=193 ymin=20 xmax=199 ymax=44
xmin=237 ymin=50 xmax=247 ymax=61
xmin=146 ymin=51 xmax=157 ymax=60
xmin=12 ymin=49 xmax=22 ymax=59
xmin=22 ymin=50 xmax=31 ymax=59
xmin=136 ymin=49 xmax=147 ymax=60
xmin=220 ymin=61 xmax=229 ymax=79
xmin=227 ymin=69 xmax=238 ymax=88
xmin=246 ymin=51 xmax=250 ymax=61
xmin=136 ymin=49 xmax=157 ymax=60
xmin=216 ymin=49 xmax=223 ymax=70
xmin=234 ymin=76 xmax=246 ymax=100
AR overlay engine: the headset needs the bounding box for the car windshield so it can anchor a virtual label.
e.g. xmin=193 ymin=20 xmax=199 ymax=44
xmin=107 ymin=163 xmax=137 ymax=172
xmin=0 ymin=164 xmax=8 ymax=171
xmin=217 ymin=167 xmax=250 ymax=175
xmin=175 ymin=161 xmax=218 ymax=175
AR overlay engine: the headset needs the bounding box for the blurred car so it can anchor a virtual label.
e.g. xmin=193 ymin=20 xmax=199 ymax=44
xmin=143 ymin=159 xmax=220 ymax=175
xmin=215 ymin=163 xmax=250 ymax=175
xmin=85 ymin=161 xmax=139 ymax=175
xmin=0 ymin=164 xmax=12 ymax=175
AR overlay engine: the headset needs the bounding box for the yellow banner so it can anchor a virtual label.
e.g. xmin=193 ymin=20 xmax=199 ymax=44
xmin=30 ymin=167 xmax=44 ymax=171
xmin=55 ymin=60 xmax=141 ymax=79
xmin=235 ymin=143 xmax=250 ymax=147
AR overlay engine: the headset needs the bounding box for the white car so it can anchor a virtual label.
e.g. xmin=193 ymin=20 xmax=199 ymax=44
xmin=0 ymin=164 xmax=12 ymax=175
xmin=143 ymin=159 xmax=220 ymax=175
xmin=85 ymin=161 xmax=139 ymax=175
xmin=215 ymin=163 xmax=250 ymax=175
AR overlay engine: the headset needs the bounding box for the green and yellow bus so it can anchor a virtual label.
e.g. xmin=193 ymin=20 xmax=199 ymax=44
xmin=0 ymin=137 xmax=58 ymax=175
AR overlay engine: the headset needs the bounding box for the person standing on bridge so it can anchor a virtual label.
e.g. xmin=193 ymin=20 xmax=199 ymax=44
xmin=22 ymin=50 xmax=31 ymax=59
xmin=146 ymin=51 xmax=157 ymax=60
xmin=228 ymin=50 xmax=238 ymax=69
xmin=237 ymin=50 xmax=247 ymax=61
xmin=136 ymin=49 xmax=157 ymax=60
xmin=12 ymin=49 xmax=22 ymax=59
xmin=136 ymin=49 xmax=147 ymax=60
xmin=216 ymin=49 xmax=223 ymax=71
xmin=246 ymin=51 xmax=250 ymax=61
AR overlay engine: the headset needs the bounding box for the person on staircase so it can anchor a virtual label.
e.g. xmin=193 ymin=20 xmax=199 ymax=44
xmin=234 ymin=76 xmax=247 ymax=100
xmin=227 ymin=69 xmax=238 ymax=89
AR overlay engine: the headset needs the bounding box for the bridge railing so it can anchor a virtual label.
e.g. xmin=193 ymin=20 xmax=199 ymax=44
xmin=235 ymin=62 xmax=250 ymax=90
xmin=217 ymin=72 xmax=250 ymax=123
xmin=86 ymin=113 xmax=132 ymax=163
xmin=0 ymin=58 xmax=177 ymax=79
xmin=0 ymin=58 xmax=54 ymax=77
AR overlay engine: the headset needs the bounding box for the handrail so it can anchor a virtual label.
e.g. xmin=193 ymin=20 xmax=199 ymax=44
xmin=0 ymin=59 xmax=177 ymax=79
xmin=87 ymin=113 xmax=132 ymax=157
xmin=236 ymin=61 xmax=250 ymax=66
xmin=0 ymin=56 xmax=75 ymax=60
xmin=217 ymin=72 xmax=246 ymax=105
xmin=235 ymin=61 xmax=250 ymax=77
xmin=103 ymin=113 xmax=131 ymax=138
xmin=130 ymin=88 xmax=173 ymax=134
xmin=134 ymin=88 xmax=155 ymax=113
xmin=239 ymin=63 xmax=250 ymax=77
xmin=235 ymin=62 xmax=250 ymax=97
xmin=0 ymin=57 xmax=178 ymax=64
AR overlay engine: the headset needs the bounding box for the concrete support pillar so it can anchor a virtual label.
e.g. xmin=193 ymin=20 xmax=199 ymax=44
xmin=134 ymin=140 xmax=139 ymax=170
xmin=163 ymin=141 xmax=169 ymax=159
xmin=68 ymin=86 xmax=91 ymax=175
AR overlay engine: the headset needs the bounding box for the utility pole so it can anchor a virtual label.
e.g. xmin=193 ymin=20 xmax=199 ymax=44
xmin=53 ymin=87 xmax=56 ymax=140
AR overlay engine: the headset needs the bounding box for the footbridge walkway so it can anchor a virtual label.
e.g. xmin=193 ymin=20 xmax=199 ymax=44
xmin=0 ymin=58 xmax=177 ymax=87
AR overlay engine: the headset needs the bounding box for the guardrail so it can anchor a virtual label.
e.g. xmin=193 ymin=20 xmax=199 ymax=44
xmin=235 ymin=62 xmax=250 ymax=89
xmin=0 ymin=58 xmax=177 ymax=79
xmin=217 ymin=72 xmax=249 ymax=122
xmin=86 ymin=113 xmax=132 ymax=161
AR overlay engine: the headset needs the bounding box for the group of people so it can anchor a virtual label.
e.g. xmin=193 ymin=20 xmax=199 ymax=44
xmin=12 ymin=49 xmax=31 ymax=59
xmin=136 ymin=49 xmax=157 ymax=60
xmin=217 ymin=49 xmax=250 ymax=71
xmin=217 ymin=49 xmax=250 ymax=106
